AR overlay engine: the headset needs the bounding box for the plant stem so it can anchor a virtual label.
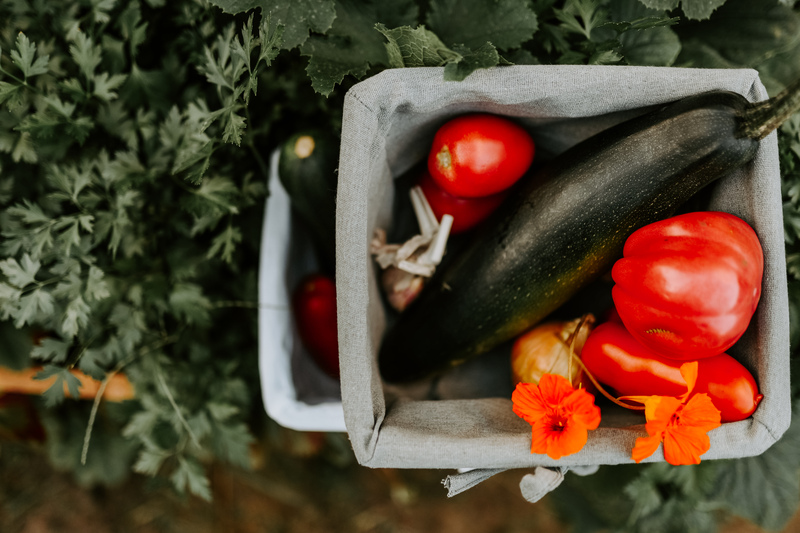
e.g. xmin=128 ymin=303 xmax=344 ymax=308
xmin=740 ymin=76 xmax=800 ymax=140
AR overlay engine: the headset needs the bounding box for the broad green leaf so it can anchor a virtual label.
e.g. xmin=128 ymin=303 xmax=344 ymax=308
xmin=674 ymin=0 xmax=800 ymax=66
xmin=639 ymin=0 xmax=726 ymax=20
xmin=708 ymin=404 xmax=800 ymax=531
xmin=376 ymin=24 xmax=461 ymax=68
xmin=301 ymin=0 xmax=418 ymax=95
xmin=207 ymin=0 xmax=336 ymax=50
xmin=10 ymin=32 xmax=50 ymax=78
xmin=610 ymin=0 xmax=681 ymax=66
xmin=443 ymin=42 xmax=501 ymax=81
xmin=0 ymin=254 xmax=41 ymax=287
xmin=426 ymin=0 xmax=538 ymax=51
xmin=62 ymin=296 xmax=90 ymax=338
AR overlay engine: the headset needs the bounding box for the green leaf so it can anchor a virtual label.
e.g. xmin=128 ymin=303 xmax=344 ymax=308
xmin=132 ymin=445 xmax=170 ymax=476
xmin=171 ymin=455 xmax=212 ymax=501
xmin=0 ymin=254 xmax=40 ymax=287
xmin=35 ymin=365 xmax=82 ymax=407
xmin=207 ymin=0 xmax=336 ymax=50
xmin=62 ymin=296 xmax=90 ymax=338
xmin=638 ymin=0 xmax=727 ymax=20
xmin=427 ymin=0 xmax=538 ymax=51
xmin=675 ymin=0 xmax=800 ymax=67
xmin=69 ymin=31 xmax=103 ymax=80
xmin=554 ymin=0 xmax=608 ymax=41
xmin=443 ymin=42 xmax=501 ymax=81
xmin=707 ymin=403 xmax=800 ymax=531
xmin=222 ymin=109 xmax=246 ymax=145
xmin=207 ymin=402 xmax=239 ymax=421
xmin=301 ymin=0 xmax=418 ymax=96
xmin=0 ymin=81 xmax=25 ymax=111
xmin=10 ymin=32 xmax=50 ymax=78
xmin=31 ymin=337 xmax=71 ymax=364
xmin=168 ymin=283 xmax=211 ymax=325
xmin=375 ymin=24 xmax=461 ymax=68
xmin=85 ymin=265 xmax=110 ymax=302
xmin=13 ymin=288 xmax=54 ymax=328
xmin=207 ymin=224 xmax=242 ymax=263
xmin=93 ymin=72 xmax=128 ymax=102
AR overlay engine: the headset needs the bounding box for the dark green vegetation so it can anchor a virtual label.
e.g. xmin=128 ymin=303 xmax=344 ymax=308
xmin=2 ymin=1 xmax=800 ymax=532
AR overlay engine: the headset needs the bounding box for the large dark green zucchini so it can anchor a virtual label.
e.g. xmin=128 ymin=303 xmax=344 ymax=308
xmin=379 ymin=79 xmax=800 ymax=384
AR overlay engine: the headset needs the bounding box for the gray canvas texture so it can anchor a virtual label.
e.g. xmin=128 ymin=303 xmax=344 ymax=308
xmin=335 ymin=65 xmax=792 ymax=472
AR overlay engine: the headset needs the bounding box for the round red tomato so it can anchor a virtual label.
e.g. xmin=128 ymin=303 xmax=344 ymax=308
xmin=291 ymin=274 xmax=339 ymax=379
xmin=417 ymin=170 xmax=507 ymax=234
xmin=427 ymin=113 xmax=535 ymax=198
xmin=612 ymin=211 xmax=763 ymax=360
xmin=581 ymin=322 xmax=762 ymax=422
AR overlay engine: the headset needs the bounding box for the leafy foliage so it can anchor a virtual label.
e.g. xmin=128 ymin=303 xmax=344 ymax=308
xmin=1 ymin=0 xmax=800 ymax=527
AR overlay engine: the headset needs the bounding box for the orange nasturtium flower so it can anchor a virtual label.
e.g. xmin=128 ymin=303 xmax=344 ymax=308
xmin=512 ymin=373 xmax=601 ymax=459
xmin=624 ymin=362 xmax=722 ymax=466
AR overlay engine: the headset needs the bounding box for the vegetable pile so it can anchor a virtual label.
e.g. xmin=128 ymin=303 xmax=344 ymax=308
xmin=3 ymin=1 xmax=800 ymax=531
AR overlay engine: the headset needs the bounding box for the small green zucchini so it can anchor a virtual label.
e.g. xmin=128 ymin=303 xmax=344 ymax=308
xmin=278 ymin=131 xmax=338 ymax=273
xmin=379 ymin=79 xmax=800 ymax=384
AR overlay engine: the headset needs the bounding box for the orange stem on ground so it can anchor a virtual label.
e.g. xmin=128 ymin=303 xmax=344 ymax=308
xmin=0 ymin=366 xmax=135 ymax=402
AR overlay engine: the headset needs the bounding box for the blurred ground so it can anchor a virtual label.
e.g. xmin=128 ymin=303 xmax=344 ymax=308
xmin=1 ymin=425 xmax=798 ymax=533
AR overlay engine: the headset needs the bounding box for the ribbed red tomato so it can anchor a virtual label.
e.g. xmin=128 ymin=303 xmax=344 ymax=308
xmin=291 ymin=274 xmax=339 ymax=379
xmin=581 ymin=322 xmax=762 ymax=422
xmin=417 ymin=170 xmax=507 ymax=234
xmin=612 ymin=211 xmax=763 ymax=360
xmin=427 ymin=113 xmax=535 ymax=198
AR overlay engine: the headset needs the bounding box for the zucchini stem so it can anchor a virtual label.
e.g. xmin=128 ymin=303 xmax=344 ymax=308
xmin=740 ymin=76 xmax=800 ymax=140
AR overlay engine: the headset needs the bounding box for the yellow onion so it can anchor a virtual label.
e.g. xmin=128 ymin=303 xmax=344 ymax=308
xmin=511 ymin=314 xmax=596 ymax=388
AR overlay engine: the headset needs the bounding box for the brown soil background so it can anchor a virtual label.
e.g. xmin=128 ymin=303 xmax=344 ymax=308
xmin=2 ymin=423 xmax=800 ymax=533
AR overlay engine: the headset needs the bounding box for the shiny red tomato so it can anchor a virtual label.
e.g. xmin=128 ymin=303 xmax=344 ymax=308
xmin=417 ymin=170 xmax=507 ymax=234
xmin=612 ymin=211 xmax=763 ymax=360
xmin=428 ymin=113 xmax=535 ymax=198
xmin=291 ymin=274 xmax=339 ymax=379
xmin=581 ymin=322 xmax=762 ymax=422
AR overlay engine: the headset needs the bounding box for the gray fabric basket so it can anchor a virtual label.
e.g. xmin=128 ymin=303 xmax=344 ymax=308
xmin=335 ymin=65 xmax=791 ymax=473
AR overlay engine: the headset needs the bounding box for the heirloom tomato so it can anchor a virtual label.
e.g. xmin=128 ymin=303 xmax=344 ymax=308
xmin=292 ymin=274 xmax=340 ymax=379
xmin=612 ymin=211 xmax=763 ymax=359
xmin=428 ymin=113 xmax=535 ymax=198
xmin=581 ymin=322 xmax=762 ymax=422
xmin=417 ymin=170 xmax=507 ymax=234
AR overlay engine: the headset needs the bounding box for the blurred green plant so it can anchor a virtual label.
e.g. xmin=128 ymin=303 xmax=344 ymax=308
xmin=1 ymin=1 xmax=800 ymax=529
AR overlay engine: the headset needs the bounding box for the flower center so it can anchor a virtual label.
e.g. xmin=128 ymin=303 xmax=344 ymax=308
xmin=549 ymin=415 xmax=568 ymax=433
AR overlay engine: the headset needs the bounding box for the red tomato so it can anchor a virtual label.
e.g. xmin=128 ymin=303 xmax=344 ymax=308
xmin=417 ymin=170 xmax=507 ymax=234
xmin=291 ymin=274 xmax=339 ymax=379
xmin=581 ymin=322 xmax=762 ymax=422
xmin=612 ymin=211 xmax=763 ymax=360
xmin=427 ymin=113 xmax=535 ymax=198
